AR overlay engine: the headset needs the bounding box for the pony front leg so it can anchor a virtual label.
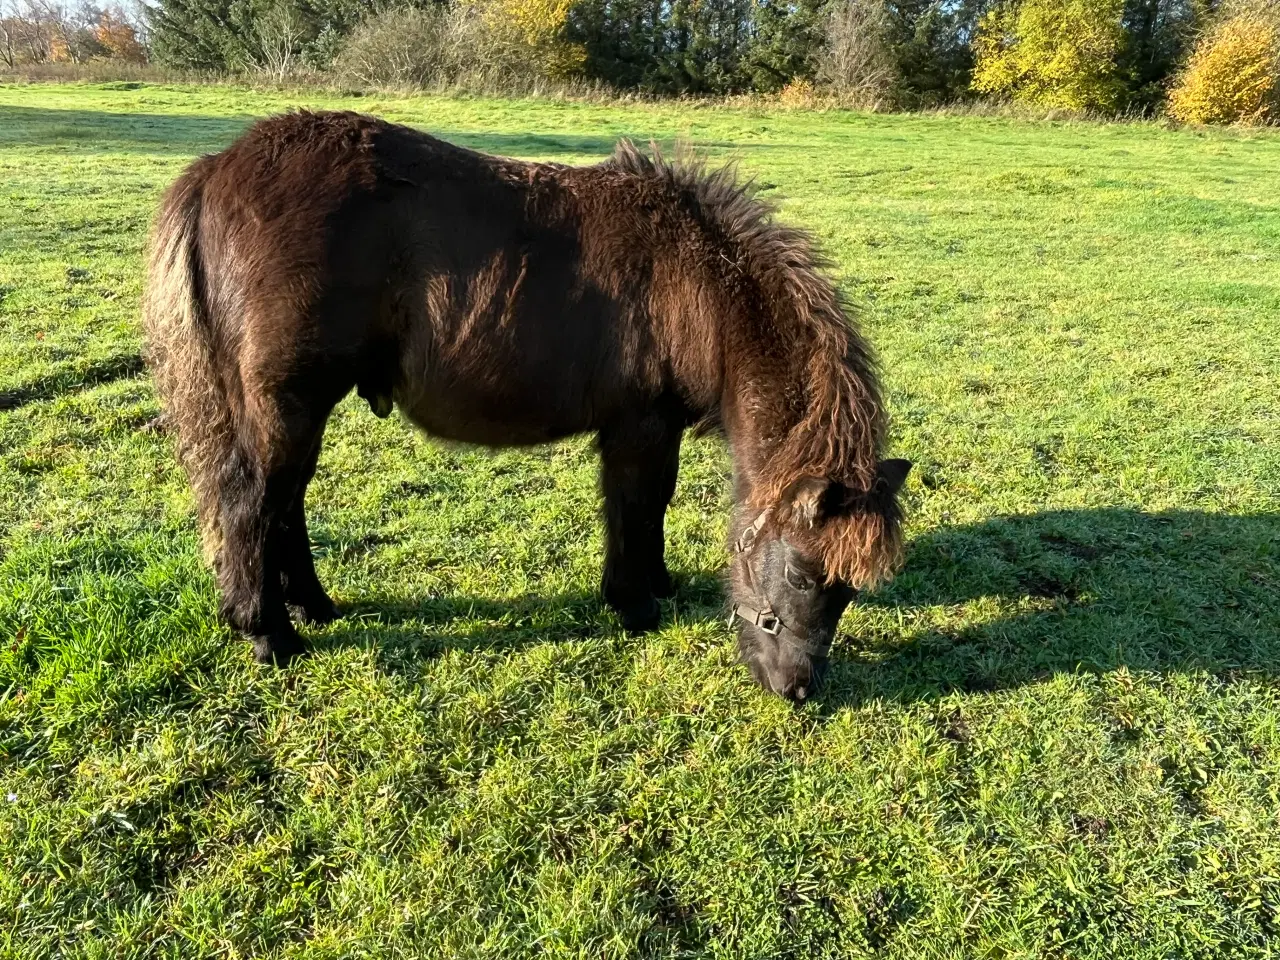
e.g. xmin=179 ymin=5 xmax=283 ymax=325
xmin=598 ymin=414 xmax=683 ymax=632
xmin=278 ymin=497 xmax=338 ymax=626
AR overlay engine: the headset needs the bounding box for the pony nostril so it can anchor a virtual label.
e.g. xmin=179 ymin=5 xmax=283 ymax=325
xmin=769 ymin=673 xmax=794 ymax=698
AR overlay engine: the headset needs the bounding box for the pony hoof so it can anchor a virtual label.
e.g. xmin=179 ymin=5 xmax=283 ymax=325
xmin=251 ymin=633 xmax=309 ymax=667
xmin=618 ymin=596 xmax=661 ymax=634
xmin=288 ymin=597 xmax=340 ymax=626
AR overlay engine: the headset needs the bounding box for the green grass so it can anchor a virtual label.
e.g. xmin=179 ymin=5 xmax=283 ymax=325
xmin=3 ymin=81 xmax=1280 ymax=959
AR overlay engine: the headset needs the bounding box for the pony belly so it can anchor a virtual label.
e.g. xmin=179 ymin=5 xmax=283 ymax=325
xmin=395 ymin=384 xmax=592 ymax=448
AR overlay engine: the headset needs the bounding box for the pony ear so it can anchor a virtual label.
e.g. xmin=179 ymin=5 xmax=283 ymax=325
xmin=876 ymin=459 xmax=912 ymax=497
xmin=781 ymin=476 xmax=830 ymax=529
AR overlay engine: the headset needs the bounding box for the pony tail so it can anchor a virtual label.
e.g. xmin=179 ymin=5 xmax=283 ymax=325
xmin=142 ymin=163 xmax=235 ymax=563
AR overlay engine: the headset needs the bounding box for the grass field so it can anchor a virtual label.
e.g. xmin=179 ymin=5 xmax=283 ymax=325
xmin=3 ymin=82 xmax=1280 ymax=959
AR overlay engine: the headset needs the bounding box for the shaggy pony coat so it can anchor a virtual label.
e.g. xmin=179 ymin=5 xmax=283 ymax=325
xmin=143 ymin=111 xmax=902 ymax=662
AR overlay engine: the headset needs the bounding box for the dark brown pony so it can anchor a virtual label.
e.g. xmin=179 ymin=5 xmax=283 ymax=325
xmin=144 ymin=111 xmax=910 ymax=700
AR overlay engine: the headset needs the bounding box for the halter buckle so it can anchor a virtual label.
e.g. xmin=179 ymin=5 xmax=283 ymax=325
xmin=730 ymin=603 xmax=782 ymax=636
xmin=733 ymin=508 xmax=772 ymax=555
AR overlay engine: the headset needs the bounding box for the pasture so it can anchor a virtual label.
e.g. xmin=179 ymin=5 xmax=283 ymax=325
xmin=2 ymin=83 xmax=1280 ymax=958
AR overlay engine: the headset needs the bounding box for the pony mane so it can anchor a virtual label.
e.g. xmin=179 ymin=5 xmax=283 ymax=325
xmin=605 ymin=140 xmax=901 ymax=587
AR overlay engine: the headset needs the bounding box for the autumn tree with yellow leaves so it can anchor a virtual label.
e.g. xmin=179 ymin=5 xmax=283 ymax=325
xmin=469 ymin=0 xmax=585 ymax=79
xmin=972 ymin=0 xmax=1127 ymax=112
xmin=1168 ymin=1 xmax=1280 ymax=124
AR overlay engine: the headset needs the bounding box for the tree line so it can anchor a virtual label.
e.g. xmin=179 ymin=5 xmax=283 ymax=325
xmin=1 ymin=0 xmax=146 ymax=67
xmin=4 ymin=0 xmax=1280 ymax=123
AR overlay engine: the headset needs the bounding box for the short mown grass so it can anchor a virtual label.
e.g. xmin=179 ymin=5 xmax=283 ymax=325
xmin=2 ymin=82 xmax=1280 ymax=959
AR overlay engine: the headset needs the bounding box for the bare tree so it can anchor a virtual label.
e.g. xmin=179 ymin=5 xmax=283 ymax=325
xmin=0 ymin=0 xmax=17 ymax=68
xmin=1 ymin=0 xmax=100 ymax=62
xmin=1 ymin=0 xmax=149 ymax=65
xmin=817 ymin=0 xmax=899 ymax=108
xmin=12 ymin=0 xmax=58 ymax=62
xmin=246 ymin=3 xmax=306 ymax=80
xmin=121 ymin=0 xmax=148 ymax=51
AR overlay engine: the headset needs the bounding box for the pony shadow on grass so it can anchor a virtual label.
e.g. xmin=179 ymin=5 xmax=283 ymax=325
xmin=820 ymin=506 xmax=1280 ymax=709
xmin=0 ymin=352 xmax=144 ymax=412
xmin=0 ymin=105 xmax=647 ymax=163
xmin=0 ymin=105 xmax=256 ymax=156
xmin=312 ymin=507 xmax=1279 ymax=703
xmin=314 ymin=570 xmax=729 ymax=670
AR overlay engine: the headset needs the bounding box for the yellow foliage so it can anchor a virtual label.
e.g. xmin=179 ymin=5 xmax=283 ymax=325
xmin=973 ymin=0 xmax=1125 ymax=112
xmin=468 ymin=0 xmax=586 ymax=78
xmin=1168 ymin=9 xmax=1280 ymax=124
xmin=95 ymin=12 xmax=147 ymax=63
xmin=779 ymin=78 xmax=817 ymax=106
xmin=48 ymin=34 xmax=73 ymax=63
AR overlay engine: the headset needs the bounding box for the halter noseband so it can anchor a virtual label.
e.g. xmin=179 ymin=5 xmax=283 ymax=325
xmin=729 ymin=509 xmax=833 ymax=659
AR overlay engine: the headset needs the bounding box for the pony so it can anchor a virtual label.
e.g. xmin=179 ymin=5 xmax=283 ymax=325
xmin=143 ymin=111 xmax=911 ymax=701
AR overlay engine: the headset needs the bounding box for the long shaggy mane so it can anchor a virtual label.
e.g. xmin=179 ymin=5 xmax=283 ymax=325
xmin=606 ymin=140 xmax=902 ymax=587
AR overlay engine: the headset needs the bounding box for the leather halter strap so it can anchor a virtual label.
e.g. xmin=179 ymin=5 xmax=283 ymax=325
xmin=729 ymin=509 xmax=833 ymax=659
xmin=733 ymin=509 xmax=771 ymax=554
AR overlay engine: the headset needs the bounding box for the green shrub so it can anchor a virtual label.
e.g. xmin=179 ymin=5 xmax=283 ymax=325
xmin=330 ymin=5 xmax=493 ymax=90
xmin=148 ymin=0 xmax=424 ymax=72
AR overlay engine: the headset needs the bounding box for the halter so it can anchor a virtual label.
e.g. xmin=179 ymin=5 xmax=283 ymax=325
xmin=729 ymin=508 xmax=834 ymax=659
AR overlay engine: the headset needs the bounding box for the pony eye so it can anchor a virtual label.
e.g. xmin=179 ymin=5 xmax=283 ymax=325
xmin=784 ymin=564 xmax=816 ymax=592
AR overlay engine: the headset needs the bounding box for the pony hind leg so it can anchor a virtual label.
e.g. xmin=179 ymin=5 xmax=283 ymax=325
xmin=277 ymin=429 xmax=339 ymax=626
xmin=217 ymin=394 xmax=337 ymax=665
xmin=599 ymin=410 xmax=683 ymax=632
